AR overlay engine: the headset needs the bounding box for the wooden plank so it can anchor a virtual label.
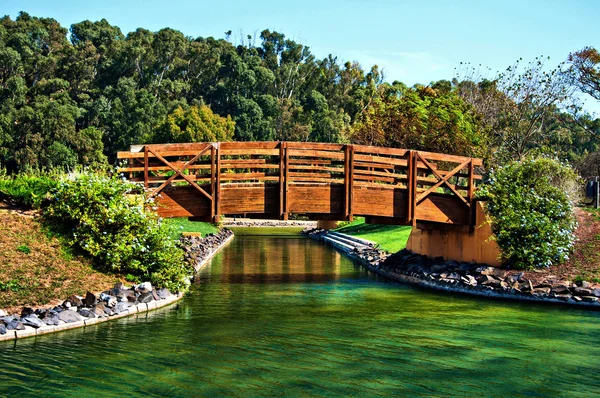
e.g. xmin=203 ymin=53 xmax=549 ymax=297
xmin=353 ymin=169 xmax=406 ymax=179
xmin=289 ymin=177 xmax=344 ymax=184
xmin=219 ymin=173 xmax=280 ymax=181
xmin=145 ymin=143 xmax=212 ymax=152
xmin=219 ymin=141 xmax=280 ymax=150
xmin=285 ymin=142 xmax=345 ymax=151
xmin=288 ymin=159 xmax=337 ymax=165
xmin=287 ymin=149 xmax=345 ymax=160
xmin=288 ymin=165 xmax=343 ymax=173
xmin=220 ymin=148 xmax=280 ymax=156
xmin=416 ymin=150 xmax=483 ymax=166
xmin=352 ymin=144 xmax=408 ymax=157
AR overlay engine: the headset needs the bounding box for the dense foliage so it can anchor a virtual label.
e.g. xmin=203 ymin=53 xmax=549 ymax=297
xmin=0 ymin=171 xmax=59 ymax=208
xmin=478 ymin=157 xmax=579 ymax=269
xmin=43 ymin=171 xmax=192 ymax=291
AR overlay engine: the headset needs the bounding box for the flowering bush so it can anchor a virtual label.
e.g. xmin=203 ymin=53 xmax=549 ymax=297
xmin=44 ymin=170 xmax=192 ymax=291
xmin=477 ymin=157 xmax=579 ymax=269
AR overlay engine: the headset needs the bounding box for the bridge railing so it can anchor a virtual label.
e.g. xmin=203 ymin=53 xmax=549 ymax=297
xmin=117 ymin=142 xmax=482 ymax=225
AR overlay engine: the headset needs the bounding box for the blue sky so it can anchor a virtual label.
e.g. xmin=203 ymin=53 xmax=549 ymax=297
xmin=3 ymin=0 xmax=599 ymax=113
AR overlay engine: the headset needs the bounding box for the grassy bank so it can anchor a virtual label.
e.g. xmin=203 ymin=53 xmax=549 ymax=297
xmin=335 ymin=218 xmax=412 ymax=253
xmin=163 ymin=218 xmax=220 ymax=239
xmin=0 ymin=210 xmax=120 ymax=311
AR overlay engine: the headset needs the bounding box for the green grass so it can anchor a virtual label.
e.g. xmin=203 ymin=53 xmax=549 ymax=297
xmin=334 ymin=217 xmax=412 ymax=253
xmin=163 ymin=218 xmax=220 ymax=240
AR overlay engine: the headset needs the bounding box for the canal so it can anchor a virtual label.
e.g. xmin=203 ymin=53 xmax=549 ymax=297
xmin=1 ymin=234 xmax=600 ymax=396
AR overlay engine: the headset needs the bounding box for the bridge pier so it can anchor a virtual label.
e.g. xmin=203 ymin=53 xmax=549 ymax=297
xmin=317 ymin=220 xmax=339 ymax=230
xmin=405 ymin=202 xmax=501 ymax=266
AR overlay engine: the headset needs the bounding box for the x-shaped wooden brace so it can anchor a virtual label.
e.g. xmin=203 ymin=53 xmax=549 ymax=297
xmin=147 ymin=145 xmax=212 ymax=201
xmin=415 ymin=153 xmax=471 ymax=207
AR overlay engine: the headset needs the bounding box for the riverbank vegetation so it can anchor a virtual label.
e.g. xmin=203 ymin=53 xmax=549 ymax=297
xmin=478 ymin=157 xmax=580 ymax=269
xmin=0 ymin=208 xmax=119 ymax=310
xmin=0 ymin=170 xmax=193 ymax=296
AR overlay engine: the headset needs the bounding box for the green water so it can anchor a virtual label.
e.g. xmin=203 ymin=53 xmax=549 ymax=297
xmin=2 ymin=236 xmax=600 ymax=397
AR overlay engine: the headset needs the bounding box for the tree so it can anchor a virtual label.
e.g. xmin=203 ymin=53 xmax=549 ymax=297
xmin=567 ymin=46 xmax=600 ymax=101
xmin=351 ymin=82 xmax=484 ymax=157
xmin=455 ymin=57 xmax=575 ymax=164
xmin=158 ymin=105 xmax=235 ymax=143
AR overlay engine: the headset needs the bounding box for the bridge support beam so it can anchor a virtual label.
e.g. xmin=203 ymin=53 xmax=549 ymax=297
xmin=405 ymin=201 xmax=501 ymax=266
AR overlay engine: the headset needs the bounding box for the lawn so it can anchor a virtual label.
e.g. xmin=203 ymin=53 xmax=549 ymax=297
xmin=163 ymin=218 xmax=220 ymax=240
xmin=334 ymin=217 xmax=412 ymax=253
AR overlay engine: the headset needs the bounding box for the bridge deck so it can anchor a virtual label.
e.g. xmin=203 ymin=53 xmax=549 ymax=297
xmin=117 ymin=142 xmax=483 ymax=226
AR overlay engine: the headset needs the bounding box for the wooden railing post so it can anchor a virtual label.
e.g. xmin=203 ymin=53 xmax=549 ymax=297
xmin=344 ymin=144 xmax=354 ymax=221
xmin=143 ymin=145 xmax=149 ymax=189
xmin=468 ymin=158 xmax=475 ymax=229
xmin=279 ymin=141 xmax=286 ymax=220
xmin=283 ymin=141 xmax=289 ymax=220
xmin=410 ymin=151 xmax=418 ymax=226
xmin=215 ymin=143 xmax=221 ymax=221
xmin=406 ymin=150 xmax=413 ymax=225
xmin=211 ymin=144 xmax=216 ymax=221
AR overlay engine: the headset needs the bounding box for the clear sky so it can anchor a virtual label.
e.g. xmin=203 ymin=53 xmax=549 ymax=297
xmin=3 ymin=0 xmax=599 ymax=113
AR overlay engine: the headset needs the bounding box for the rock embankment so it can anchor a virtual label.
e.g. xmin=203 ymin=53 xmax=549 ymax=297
xmin=304 ymin=228 xmax=600 ymax=309
xmin=0 ymin=282 xmax=180 ymax=341
xmin=180 ymin=229 xmax=234 ymax=272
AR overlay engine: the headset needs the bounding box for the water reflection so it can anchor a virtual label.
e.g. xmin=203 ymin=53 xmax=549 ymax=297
xmin=198 ymin=236 xmax=345 ymax=284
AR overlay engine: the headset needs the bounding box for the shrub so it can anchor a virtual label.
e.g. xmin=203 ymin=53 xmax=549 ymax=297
xmin=478 ymin=157 xmax=579 ymax=269
xmin=0 ymin=172 xmax=59 ymax=208
xmin=43 ymin=170 xmax=193 ymax=291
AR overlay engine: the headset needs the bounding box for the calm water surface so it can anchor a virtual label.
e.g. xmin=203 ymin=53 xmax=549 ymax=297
xmin=2 ymin=235 xmax=600 ymax=397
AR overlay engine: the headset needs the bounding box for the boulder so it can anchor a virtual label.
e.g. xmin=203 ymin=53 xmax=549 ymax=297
xmin=156 ymin=288 xmax=171 ymax=299
xmin=66 ymin=295 xmax=83 ymax=308
xmin=78 ymin=308 xmax=93 ymax=318
xmin=100 ymin=293 xmax=117 ymax=307
xmin=84 ymin=292 xmax=97 ymax=307
xmin=476 ymin=266 xmax=496 ymax=276
xmin=7 ymin=319 xmax=25 ymax=330
xmin=113 ymin=301 xmax=131 ymax=314
xmin=551 ymin=284 xmax=571 ymax=294
xmin=0 ymin=309 xmax=6 ymax=317
xmin=135 ymin=282 xmax=153 ymax=294
xmin=152 ymin=290 xmax=160 ymax=301
xmin=581 ymin=296 xmax=598 ymax=303
xmin=58 ymin=310 xmax=82 ymax=323
xmin=117 ymin=289 xmax=136 ymax=302
xmin=0 ymin=324 xmax=6 ymax=335
xmin=593 ymin=288 xmax=600 ymax=298
xmin=42 ymin=313 xmax=60 ymax=326
xmin=138 ymin=292 xmax=154 ymax=303
xmin=573 ymin=287 xmax=593 ymax=296
xmin=22 ymin=315 xmax=44 ymax=329
xmin=20 ymin=307 xmax=35 ymax=318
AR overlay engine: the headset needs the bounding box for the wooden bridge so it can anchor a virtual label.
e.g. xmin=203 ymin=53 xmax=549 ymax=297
xmin=117 ymin=142 xmax=483 ymax=228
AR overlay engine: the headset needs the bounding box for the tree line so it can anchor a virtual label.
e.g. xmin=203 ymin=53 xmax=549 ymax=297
xmin=0 ymin=12 xmax=598 ymax=175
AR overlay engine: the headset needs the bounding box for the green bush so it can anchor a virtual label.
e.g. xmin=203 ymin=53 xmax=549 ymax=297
xmin=0 ymin=172 xmax=59 ymax=208
xmin=478 ymin=157 xmax=579 ymax=269
xmin=43 ymin=170 xmax=193 ymax=291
